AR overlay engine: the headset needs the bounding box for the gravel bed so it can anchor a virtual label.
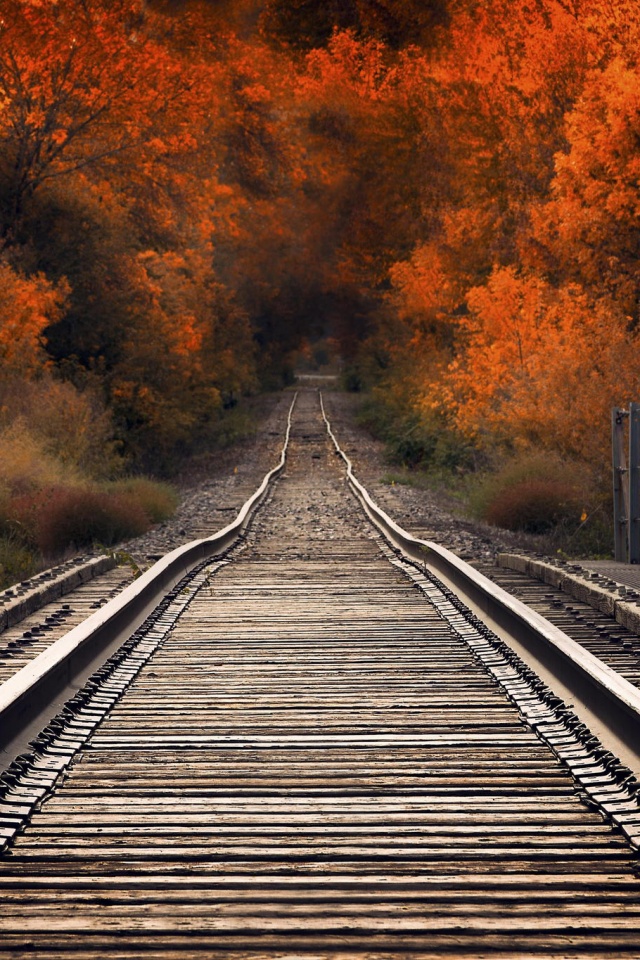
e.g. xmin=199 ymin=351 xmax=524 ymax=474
xmin=320 ymin=389 xmax=542 ymax=563
xmin=122 ymin=392 xmax=295 ymax=566
xmin=122 ymin=385 xmax=540 ymax=570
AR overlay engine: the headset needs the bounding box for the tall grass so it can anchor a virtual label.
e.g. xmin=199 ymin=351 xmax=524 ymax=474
xmin=9 ymin=486 xmax=151 ymax=557
xmin=0 ymin=375 xmax=120 ymax=478
xmin=359 ymin=391 xmax=613 ymax=557
xmin=0 ymin=375 xmax=178 ymax=588
xmin=104 ymin=478 xmax=178 ymax=524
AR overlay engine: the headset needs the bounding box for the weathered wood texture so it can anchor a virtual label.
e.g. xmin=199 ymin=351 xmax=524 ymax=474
xmin=0 ymin=569 xmax=135 ymax=684
xmin=1 ymin=390 xmax=639 ymax=958
xmin=477 ymin=560 xmax=640 ymax=688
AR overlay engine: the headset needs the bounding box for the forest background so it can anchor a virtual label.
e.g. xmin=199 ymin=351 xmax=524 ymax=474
xmin=0 ymin=0 xmax=638 ymax=580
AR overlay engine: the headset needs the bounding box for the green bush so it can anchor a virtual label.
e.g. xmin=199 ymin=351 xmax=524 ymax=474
xmin=341 ymin=364 xmax=365 ymax=392
xmin=205 ymin=406 xmax=258 ymax=450
xmin=357 ymin=394 xmax=475 ymax=473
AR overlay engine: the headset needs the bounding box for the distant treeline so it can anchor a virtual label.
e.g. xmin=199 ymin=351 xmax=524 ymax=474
xmin=0 ymin=0 xmax=638 ymax=487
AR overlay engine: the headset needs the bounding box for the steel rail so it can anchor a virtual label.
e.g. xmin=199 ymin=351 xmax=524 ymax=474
xmin=0 ymin=393 xmax=298 ymax=765
xmin=1 ymin=387 xmax=639 ymax=956
xmin=320 ymin=393 xmax=640 ymax=781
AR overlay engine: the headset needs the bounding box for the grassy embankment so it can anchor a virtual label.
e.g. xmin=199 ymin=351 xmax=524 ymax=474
xmin=0 ymin=376 xmax=181 ymax=590
xmin=356 ymin=391 xmax=613 ymax=559
xmin=0 ymin=370 xmax=280 ymax=591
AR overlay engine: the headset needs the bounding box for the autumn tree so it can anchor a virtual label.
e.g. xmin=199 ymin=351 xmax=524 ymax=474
xmin=0 ymin=259 xmax=68 ymax=377
xmin=532 ymin=57 xmax=640 ymax=319
xmin=107 ymin=248 xmax=255 ymax=466
xmin=0 ymin=0 xmax=198 ymax=244
xmin=3 ymin=0 xmax=638 ymax=488
xmin=434 ymin=268 xmax=640 ymax=469
xmin=260 ymin=0 xmax=449 ymax=50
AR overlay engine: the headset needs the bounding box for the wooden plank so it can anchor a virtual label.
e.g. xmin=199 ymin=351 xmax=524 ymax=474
xmin=2 ymin=389 xmax=639 ymax=957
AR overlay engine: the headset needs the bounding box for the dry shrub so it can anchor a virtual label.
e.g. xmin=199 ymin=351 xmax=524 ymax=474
xmin=0 ymin=375 xmax=120 ymax=479
xmin=484 ymin=478 xmax=582 ymax=534
xmin=471 ymin=453 xmax=590 ymax=535
xmin=0 ymin=420 xmax=83 ymax=495
xmin=106 ymin=477 xmax=178 ymax=523
xmin=0 ymin=536 xmax=37 ymax=589
xmin=11 ymin=486 xmax=150 ymax=557
xmin=0 ymin=387 xmax=178 ymax=572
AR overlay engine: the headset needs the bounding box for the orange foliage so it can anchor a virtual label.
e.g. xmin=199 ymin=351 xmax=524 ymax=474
xmin=434 ymin=269 xmax=640 ymax=463
xmin=365 ymin=0 xmax=640 ymax=473
xmin=0 ymin=261 xmax=68 ymax=375
xmin=2 ymin=0 xmax=640 ymax=480
xmin=532 ymin=58 xmax=640 ymax=314
xmin=106 ymin=246 xmax=255 ymax=461
xmin=0 ymin=1 xmax=196 ymax=241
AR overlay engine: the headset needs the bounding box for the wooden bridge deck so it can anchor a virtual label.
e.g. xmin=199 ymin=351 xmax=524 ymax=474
xmin=1 ymin=391 xmax=639 ymax=958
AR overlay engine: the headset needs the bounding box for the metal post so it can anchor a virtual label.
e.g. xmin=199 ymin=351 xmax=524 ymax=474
xmin=612 ymin=407 xmax=629 ymax=562
xmin=629 ymin=403 xmax=640 ymax=563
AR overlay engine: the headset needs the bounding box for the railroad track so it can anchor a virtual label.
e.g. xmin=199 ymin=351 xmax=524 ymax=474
xmin=1 ymin=388 xmax=640 ymax=957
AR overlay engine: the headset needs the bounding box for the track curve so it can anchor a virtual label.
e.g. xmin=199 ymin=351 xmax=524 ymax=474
xmin=0 ymin=388 xmax=639 ymax=958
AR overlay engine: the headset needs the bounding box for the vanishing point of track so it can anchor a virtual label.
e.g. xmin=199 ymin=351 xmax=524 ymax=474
xmin=1 ymin=388 xmax=640 ymax=958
